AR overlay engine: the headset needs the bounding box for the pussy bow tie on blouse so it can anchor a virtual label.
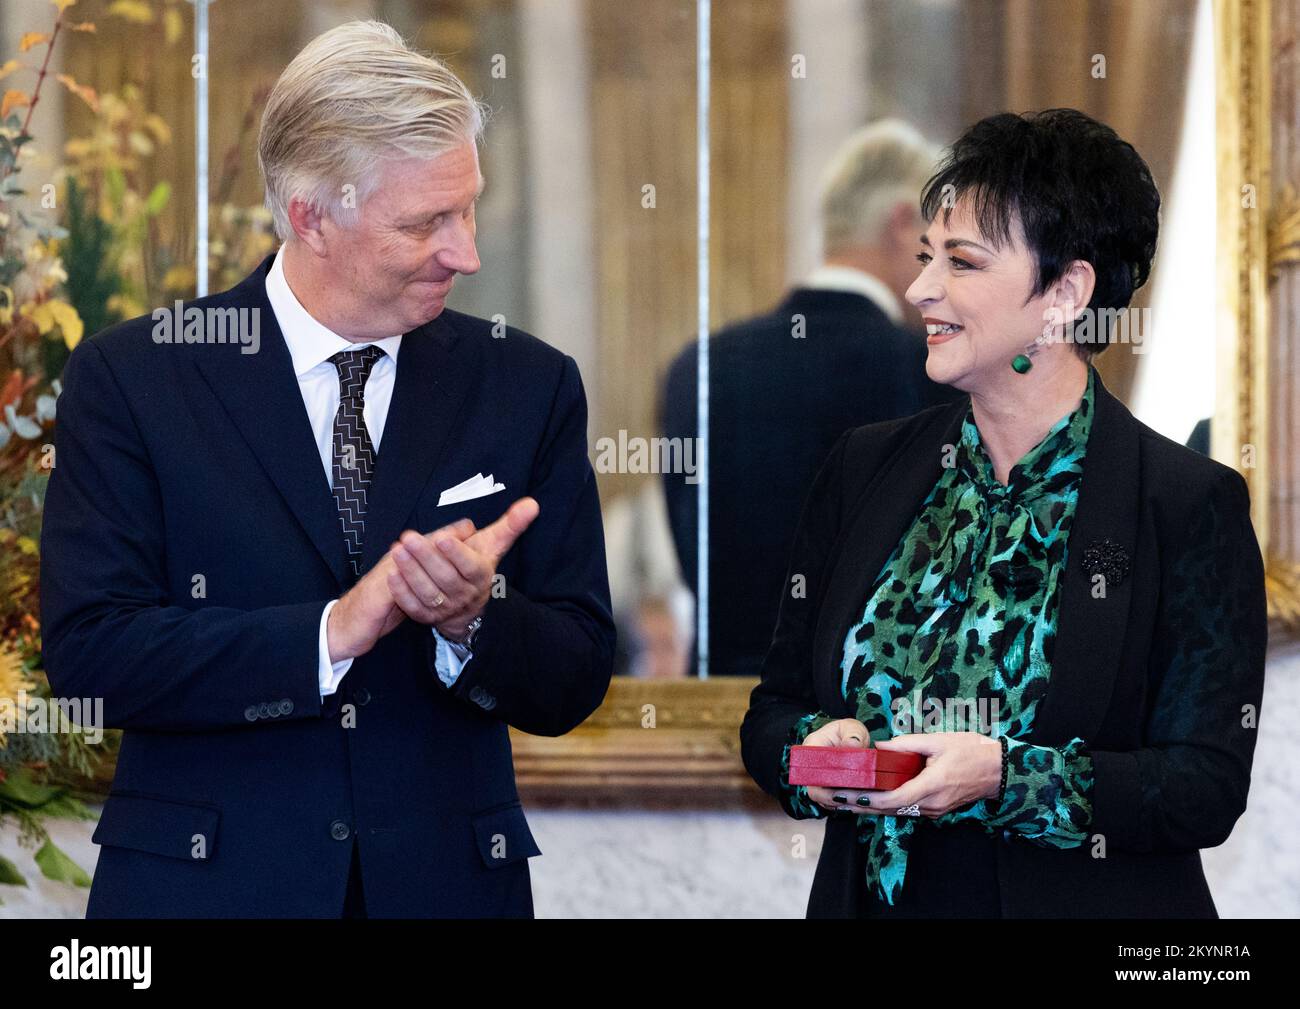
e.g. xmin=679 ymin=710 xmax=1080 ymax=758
xmin=915 ymin=410 xmax=1082 ymax=608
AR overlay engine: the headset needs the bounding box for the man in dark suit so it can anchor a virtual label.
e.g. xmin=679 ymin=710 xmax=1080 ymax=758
xmin=662 ymin=120 xmax=959 ymax=677
xmin=39 ymin=21 xmax=613 ymax=918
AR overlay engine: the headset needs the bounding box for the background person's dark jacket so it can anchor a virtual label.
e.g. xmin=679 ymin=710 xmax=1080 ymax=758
xmin=40 ymin=254 xmax=615 ymax=918
xmin=741 ymin=369 xmax=1268 ymax=918
xmin=661 ymin=288 xmax=955 ymax=677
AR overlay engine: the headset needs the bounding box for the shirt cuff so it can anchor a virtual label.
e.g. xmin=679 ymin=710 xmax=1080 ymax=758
xmin=957 ymin=736 xmax=1095 ymax=845
xmin=432 ymin=626 xmax=472 ymax=687
xmin=777 ymin=710 xmax=835 ymax=819
xmin=318 ymin=599 xmax=354 ymax=698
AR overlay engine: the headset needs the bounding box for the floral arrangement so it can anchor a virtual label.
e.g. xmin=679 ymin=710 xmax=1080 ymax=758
xmin=0 ymin=0 xmax=276 ymax=903
xmin=0 ymin=0 xmax=101 ymax=899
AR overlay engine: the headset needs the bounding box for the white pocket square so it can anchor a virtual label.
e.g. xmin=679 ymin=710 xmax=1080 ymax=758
xmin=437 ymin=472 xmax=506 ymax=507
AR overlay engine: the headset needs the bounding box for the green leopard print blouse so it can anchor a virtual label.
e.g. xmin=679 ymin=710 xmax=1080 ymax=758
xmin=781 ymin=367 xmax=1098 ymax=906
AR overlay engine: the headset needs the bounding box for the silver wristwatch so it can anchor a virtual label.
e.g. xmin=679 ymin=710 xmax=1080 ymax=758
xmin=457 ymin=614 xmax=483 ymax=649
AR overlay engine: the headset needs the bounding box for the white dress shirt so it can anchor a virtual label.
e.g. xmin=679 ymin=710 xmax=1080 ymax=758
xmin=803 ymin=264 xmax=905 ymax=325
xmin=263 ymin=245 xmax=471 ymax=698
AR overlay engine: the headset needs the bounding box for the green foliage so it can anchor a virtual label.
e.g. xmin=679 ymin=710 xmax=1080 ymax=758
xmin=60 ymin=174 xmax=122 ymax=351
xmin=34 ymin=839 xmax=90 ymax=887
xmin=0 ymin=764 xmax=66 ymax=808
xmin=0 ymin=853 xmax=26 ymax=886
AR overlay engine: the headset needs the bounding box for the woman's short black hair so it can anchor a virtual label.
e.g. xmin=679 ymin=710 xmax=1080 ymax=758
xmin=919 ymin=108 xmax=1160 ymax=356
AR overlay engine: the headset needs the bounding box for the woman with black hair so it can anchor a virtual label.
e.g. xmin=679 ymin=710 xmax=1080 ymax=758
xmin=740 ymin=109 xmax=1267 ymax=918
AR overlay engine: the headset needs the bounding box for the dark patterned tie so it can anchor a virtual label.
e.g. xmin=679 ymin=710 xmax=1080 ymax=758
xmin=330 ymin=345 xmax=385 ymax=579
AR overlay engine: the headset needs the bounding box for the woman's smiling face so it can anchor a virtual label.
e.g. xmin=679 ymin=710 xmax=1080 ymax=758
xmin=905 ymin=197 xmax=1071 ymax=393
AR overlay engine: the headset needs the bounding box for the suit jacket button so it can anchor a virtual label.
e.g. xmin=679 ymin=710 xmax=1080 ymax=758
xmin=354 ymin=688 xmax=370 ymax=706
xmin=469 ymin=686 xmax=484 ymax=703
xmin=279 ymin=698 xmax=293 ymax=716
xmin=257 ymin=702 xmax=271 ymax=718
xmin=244 ymin=705 xmax=259 ymax=722
xmin=330 ymin=820 xmax=351 ymax=841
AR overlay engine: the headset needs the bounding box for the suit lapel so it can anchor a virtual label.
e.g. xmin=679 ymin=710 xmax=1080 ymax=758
xmin=192 ymin=255 xmax=351 ymax=588
xmin=193 ymin=259 xmax=484 ymax=586
xmin=1028 ymin=369 xmax=1139 ymax=746
xmin=813 ymin=402 xmax=967 ymax=715
xmin=358 ymin=311 xmax=478 ymax=574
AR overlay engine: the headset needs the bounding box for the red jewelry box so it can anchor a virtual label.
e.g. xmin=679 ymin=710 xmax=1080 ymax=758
xmin=788 ymin=746 xmax=924 ymax=790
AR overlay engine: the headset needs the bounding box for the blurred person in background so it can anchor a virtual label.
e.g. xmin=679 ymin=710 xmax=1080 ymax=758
xmin=629 ymin=596 xmax=691 ymax=680
xmin=603 ymin=474 xmax=693 ymax=678
xmin=662 ymin=120 xmax=959 ymax=677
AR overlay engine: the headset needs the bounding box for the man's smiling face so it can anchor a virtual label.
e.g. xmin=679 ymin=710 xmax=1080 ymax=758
xmin=321 ymin=140 xmax=484 ymax=335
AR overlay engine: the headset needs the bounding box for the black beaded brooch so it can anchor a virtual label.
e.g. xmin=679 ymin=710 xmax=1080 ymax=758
xmin=1080 ymin=538 xmax=1131 ymax=587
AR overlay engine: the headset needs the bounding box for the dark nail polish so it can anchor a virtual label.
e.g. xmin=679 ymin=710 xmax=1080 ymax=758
xmin=856 ymin=796 xmax=872 ymax=807
xmin=832 ymin=794 xmax=848 ymax=804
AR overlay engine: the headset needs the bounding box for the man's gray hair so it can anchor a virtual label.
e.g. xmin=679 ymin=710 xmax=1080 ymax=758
xmin=819 ymin=119 xmax=939 ymax=253
xmin=258 ymin=20 xmax=488 ymax=240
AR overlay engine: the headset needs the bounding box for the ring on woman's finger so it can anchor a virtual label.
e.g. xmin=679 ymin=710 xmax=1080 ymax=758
xmin=431 ymin=592 xmax=446 ymax=607
xmin=895 ymin=803 xmax=921 ymax=817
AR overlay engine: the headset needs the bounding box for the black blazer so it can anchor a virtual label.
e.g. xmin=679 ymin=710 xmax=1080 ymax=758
xmin=740 ymin=368 xmax=1268 ymax=918
xmin=661 ymin=288 xmax=957 ymax=676
xmin=40 ymin=253 xmax=615 ymax=917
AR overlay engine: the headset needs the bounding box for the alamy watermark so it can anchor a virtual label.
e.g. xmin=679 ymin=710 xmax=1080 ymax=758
xmin=594 ymin=430 xmax=700 ymax=483
xmin=1045 ymin=303 xmax=1153 ymax=354
xmin=0 ymin=692 xmax=104 ymax=744
xmin=151 ymin=302 xmax=260 ymax=355
xmin=891 ymin=690 xmax=1001 ymax=735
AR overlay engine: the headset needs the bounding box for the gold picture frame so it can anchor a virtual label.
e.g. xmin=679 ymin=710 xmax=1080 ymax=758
xmin=1214 ymin=0 xmax=1269 ymax=515
xmin=511 ymin=676 xmax=762 ymax=805
xmin=1215 ymin=0 xmax=1300 ymax=633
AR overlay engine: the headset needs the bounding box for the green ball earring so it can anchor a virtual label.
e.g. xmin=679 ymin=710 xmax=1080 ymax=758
xmin=1012 ymin=327 xmax=1053 ymax=374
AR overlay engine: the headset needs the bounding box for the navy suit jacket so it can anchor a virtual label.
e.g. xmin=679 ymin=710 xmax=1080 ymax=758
xmin=40 ymin=253 xmax=615 ymax=917
xmin=661 ymin=288 xmax=957 ymax=677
